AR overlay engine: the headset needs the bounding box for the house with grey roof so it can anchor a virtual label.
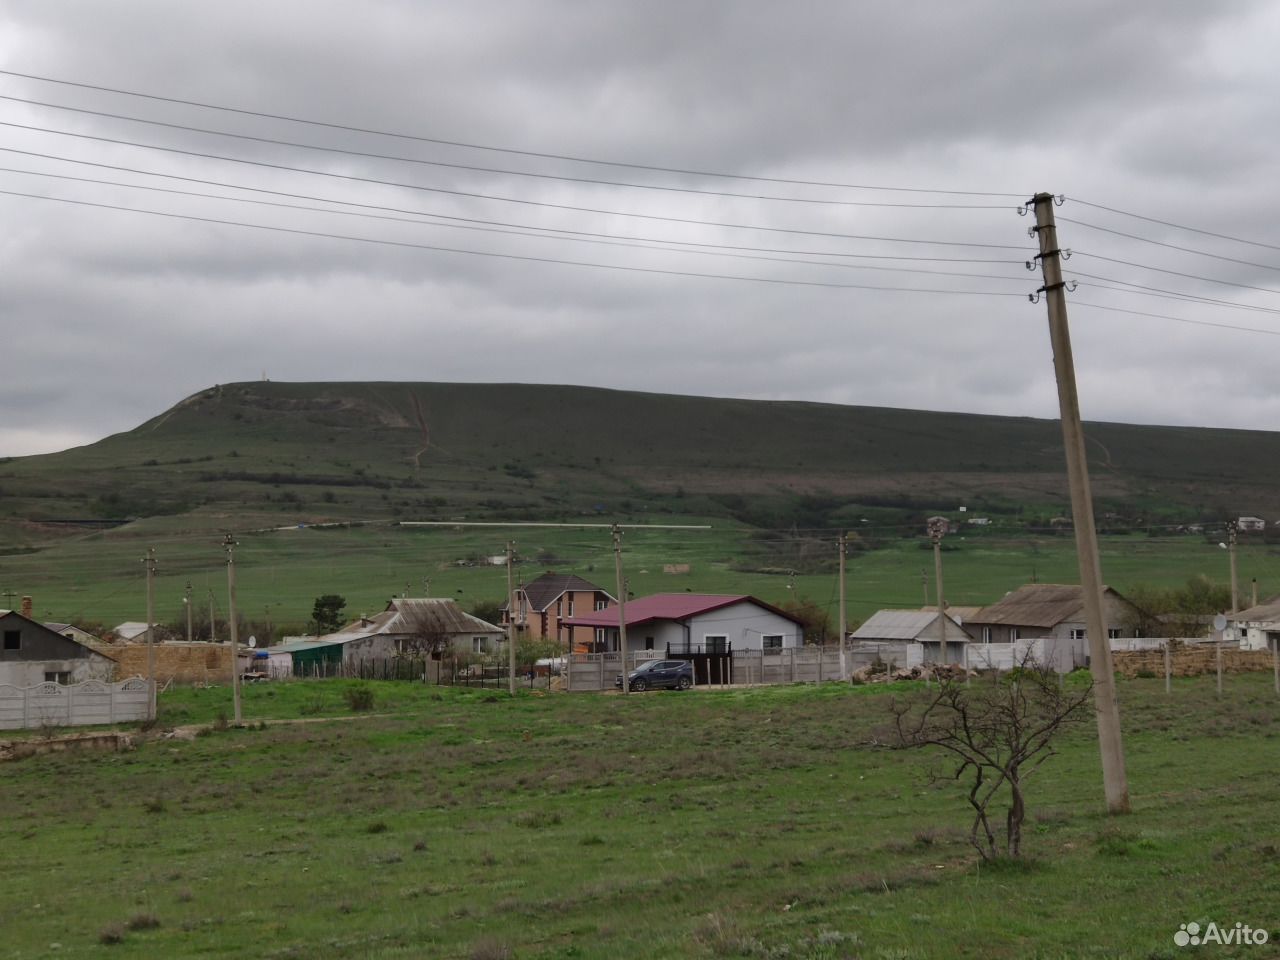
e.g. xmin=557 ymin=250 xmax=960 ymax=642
xmin=502 ymin=572 xmax=614 ymax=647
xmin=965 ymin=584 xmax=1141 ymax=667
xmin=317 ymin=598 xmax=504 ymax=663
xmin=1 ymin=610 xmax=117 ymax=686
xmin=850 ymin=609 xmax=973 ymax=664
xmin=1229 ymin=596 xmax=1280 ymax=651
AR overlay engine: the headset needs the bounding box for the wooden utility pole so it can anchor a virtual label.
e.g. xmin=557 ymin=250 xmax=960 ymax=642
xmin=142 ymin=548 xmax=157 ymax=720
xmin=224 ymin=534 xmax=242 ymax=724
xmin=184 ymin=580 xmax=193 ymax=643
xmin=506 ymin=540 xmax=516 ymax=696
xmin=612 ymin=524 xmax=630 ymax=694
xmin=1031 ymin=193 xmax=1130 ymax=815
xmin=837 ymin=533 xmax=847 ymax=681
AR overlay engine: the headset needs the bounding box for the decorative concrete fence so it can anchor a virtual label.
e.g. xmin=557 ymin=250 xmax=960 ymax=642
xmin=0 ymin=677 xmax=153 ymax=730
xmin=567 ymin=644 xmax=925 ymax=692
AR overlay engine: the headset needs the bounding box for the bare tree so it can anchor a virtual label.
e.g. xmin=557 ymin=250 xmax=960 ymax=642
xmin=394 ymin=604 xmax=454 ymax=660
xmin=889 ymin=657 xmax=1093 ymax=860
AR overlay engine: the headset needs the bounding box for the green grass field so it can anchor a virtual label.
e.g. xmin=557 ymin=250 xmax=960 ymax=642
xmin=1 ymin=675 xmax=1276 ymax=958
xmin=4 ymin=518 xmax=1276 ymax=636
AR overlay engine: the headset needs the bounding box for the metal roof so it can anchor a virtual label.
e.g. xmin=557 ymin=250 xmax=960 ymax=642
xmin=565 ymin=593 xmax=803 ymax=630
xmin=967 ymin=584 xmax=1129 ymax=628
xmin=1232 ymin=596 xmax=1280 ymax=623
xmin=517 ymin=573 xmax=612 ymax=612
xmin=851 ymin=610 xmax=973 ymax=642
xmin=318 ymin=599 xmax=503 ymax=643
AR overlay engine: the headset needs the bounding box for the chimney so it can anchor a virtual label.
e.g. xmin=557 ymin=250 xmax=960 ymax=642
xmin=20 ymin=595 xmax=33 ymax=619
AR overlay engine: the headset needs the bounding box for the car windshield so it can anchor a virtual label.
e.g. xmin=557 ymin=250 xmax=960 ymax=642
xmin=635 ymin=660 xmax=666 ymax=672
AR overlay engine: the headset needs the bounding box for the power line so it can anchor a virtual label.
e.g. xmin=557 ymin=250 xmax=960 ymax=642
xmin=1072 ymin=250 xmax=1280 ymax=297
xmin=0 ymin=148 xmax=1026 ymax=264
xmin=1069 ymin=299 xmax=1280 ymax=338
xmin=1059 ymin=216 xmax=1280 ymax=274
xmin=1065 ymin=271 xmax=1280 ymax=318
xmin=0 ymin=68 xmax=1027 ymax=198
xmin=0 ymin=93 xmax=1015 ymax=211
xmin=1067 ymin=197 xmax=1280 ymax=253
xmin=0 ymin=166 xmax=1032 ymax=283
xmin=0 ymin=188 xmax=1031 ymax=297
xmin=0 ymin=123 xmax=1031 ymax=251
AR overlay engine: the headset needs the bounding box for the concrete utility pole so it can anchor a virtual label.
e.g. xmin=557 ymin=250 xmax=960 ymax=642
xmin=928 ymin=518 xmax=948 ymax=667
xmin=184 ymin=580 xmax=193 ymax=643
xmin=224 ymin=534 xmax=242 ymax=724
xmin=838 ymin=532 xmax=848 ymax=681
xmin=142 ymin=548 xmax=157 ymax=720
xmin=505 ymin=540 xmax=517 ymax=696
xmin=612 ymin=523 xmax=630 ymax=694
xmin=1030 ymin=193 xmax=1130 ymax=815
xmin=1227 ymin=520 xmax=1240 ymax=614
xmin=208 ymin=589 xmax=217 ymax=643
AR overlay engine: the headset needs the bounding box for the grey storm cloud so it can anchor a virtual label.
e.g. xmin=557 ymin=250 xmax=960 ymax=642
xmin=0 ymin=0 xmax=1277 ymax=455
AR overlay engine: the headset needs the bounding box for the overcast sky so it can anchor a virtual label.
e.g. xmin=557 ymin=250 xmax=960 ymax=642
xmin=1 ymin=1 xmax=1278 ymax=456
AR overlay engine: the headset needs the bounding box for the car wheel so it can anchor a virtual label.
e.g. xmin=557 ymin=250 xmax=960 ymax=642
xmin=677 ymin=676 xmax=691 ymax=690
xmin=631 ymin=678 xmax=647 ymax=692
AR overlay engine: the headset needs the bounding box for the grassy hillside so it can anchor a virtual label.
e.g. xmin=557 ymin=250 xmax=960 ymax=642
xmin=2 ymin=381 xmax=1278 ymax=532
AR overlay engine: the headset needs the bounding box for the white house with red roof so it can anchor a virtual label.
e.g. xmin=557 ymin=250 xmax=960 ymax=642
xmin=564 ymin=593 xmax=804 ymax=655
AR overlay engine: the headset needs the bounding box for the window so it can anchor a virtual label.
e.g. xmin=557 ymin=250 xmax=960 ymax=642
xmin=567 ymin=599 xmax=574 ymax=617
xmin=982 ymin=626 xmax=993 ymax=644
xmin=1107 ymin=628 xmax=1122 ymax=639
xmin=1010 ymin=628 xmax=1021 ymax=641
xmin=2 ymin=630 xmax=18 ymax=651
xmin=644 ymin=636 xmax=655 ymax=650
xmin=44 ymin=671 xmax=70 ymax=684
xmin=762 ymin=634 xmax=783 ymax=650
xmin=472 ymin=637 xmax=486 ymax=654
xmin=1069 ymin=629 xmax=1086 ymax=641
xmin=594 ymin=599 xmax=608 ymax=611
xmin=703 ymin=634 xmax=728 ymax=654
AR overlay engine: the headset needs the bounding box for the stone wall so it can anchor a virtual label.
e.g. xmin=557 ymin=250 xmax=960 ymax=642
xmin=109 ymin=642 xmax=232 ymax=685
xmin=1112 ymin=645 xmax=1274 ymax=679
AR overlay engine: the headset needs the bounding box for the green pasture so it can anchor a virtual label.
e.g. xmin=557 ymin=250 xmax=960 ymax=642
xmin=2 ymin=517 xmax=1276 ymax=634
xmin=0 ymin=675 xmax=1276 ymax=958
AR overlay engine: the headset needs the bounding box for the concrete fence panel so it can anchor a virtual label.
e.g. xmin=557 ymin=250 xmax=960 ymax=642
xmin=0 ymin=677 xmax=154 ymax=730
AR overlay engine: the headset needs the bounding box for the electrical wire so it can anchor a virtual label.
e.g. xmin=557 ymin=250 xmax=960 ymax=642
xmin=1065 ymin=270 xmax=1280 ymax=318
xmin=0 ymin=68 xmax=1028 ymax=197
xmin=0 ymin=166 xmax=1033 ymax=283
xmin=1069 ymin=299 xmax=1280 ymax=337
xmin=1059 ymin=216 xmax=1280 ymax=274
xmin=0 ymin=123 xmax=1031 ymax=250
xmin=1071 ymin=250 xmax=1280 ymax=297
xmin=0 ymin=148 xmax=1028 ymax=263
xmin=0 ymin=188 xmax=1031 ymax=296
xmin=1067 ymin=197 xmax=1280 ymax=253
xmin=0 ymin=94 xmax=1015 ymax=210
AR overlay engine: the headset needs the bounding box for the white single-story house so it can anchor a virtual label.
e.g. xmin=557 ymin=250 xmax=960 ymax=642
xmin=851 ymin=609 xmax=973 ymax=664
xmin=1237 ymin=516 xmax=1266 ymax=532
xmin=1229 ymin=597 xmax=1280 ymax=651
xmin=0 ymin=610 xmax=117 ymax=686
xmin=564 ymin=593 xmax=804 ymax=655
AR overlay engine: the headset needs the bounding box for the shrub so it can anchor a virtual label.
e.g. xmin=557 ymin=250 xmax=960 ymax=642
xmin=125 ymin=913 xmax=160 ymax=931
xmin=344 ymin=685 xmax=375 ymax=712
xmin=98 ymin=924 xmax=125 ymax=945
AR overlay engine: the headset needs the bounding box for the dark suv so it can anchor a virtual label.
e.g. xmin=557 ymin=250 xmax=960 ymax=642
xmin=616 ymin=659 xmax=693 ymax=692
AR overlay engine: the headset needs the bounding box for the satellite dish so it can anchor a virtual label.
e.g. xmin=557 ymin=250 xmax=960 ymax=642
xmin=248 ymin=635 xmax=257 ymax=648
xmin=1212 ymin=614 xmax=1228 ymax=633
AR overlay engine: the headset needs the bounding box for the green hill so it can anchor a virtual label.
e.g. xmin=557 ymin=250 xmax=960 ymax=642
xmin=1 ymin=381 xmax=1277 ymax=532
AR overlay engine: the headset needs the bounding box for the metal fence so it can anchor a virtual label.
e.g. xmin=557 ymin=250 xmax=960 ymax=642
xmin=0 ymin=677 xmax=153 ymax=730
xmin=284 ymin=656 xmax=556 ymax=690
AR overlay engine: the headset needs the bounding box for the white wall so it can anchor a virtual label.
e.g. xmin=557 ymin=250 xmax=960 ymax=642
xmin=688 ymin=602 xmax=802 ymax=651
xmin=0 ymin=656 xmax=114 ymax=687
